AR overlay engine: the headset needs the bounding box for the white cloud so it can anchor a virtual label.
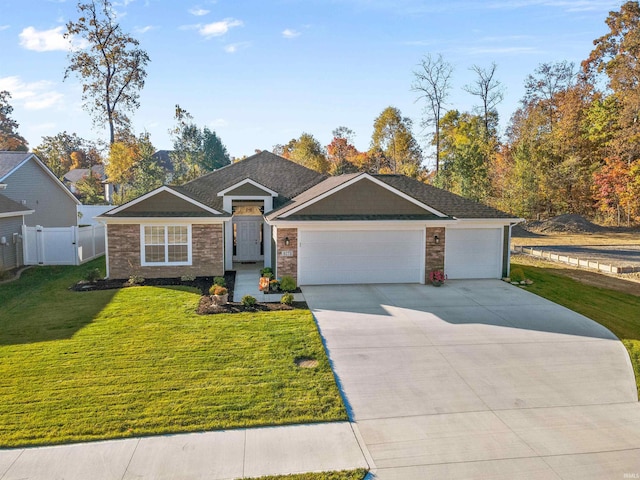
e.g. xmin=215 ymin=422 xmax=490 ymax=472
xmin=0 ymin=25 xmax=9 ymax=31
xmin=282 ymin=28 xmax=301 ymax=39
xmin=224 ymin=41 xmax=250 ymax=53
xmin=19 ymin=26 xmax=69 ymax=51
xmin=19 ymin=26 xmax=88 ymax=52
xmin=0 ymin=76 xmax=64 ymax=110
xmin=199 ymin=18 xmax=242 ymax=38
xmin=134 ymin=25 xmax=155 ymax=34
xmin=189 ymin=7 xmax=210 ymax=16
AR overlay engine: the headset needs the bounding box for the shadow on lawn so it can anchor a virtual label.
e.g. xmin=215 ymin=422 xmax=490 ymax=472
xmin=0 ymin=290 xmax=119 ymax=346
xmin=0 ymin=262 xmax=118 ymax=346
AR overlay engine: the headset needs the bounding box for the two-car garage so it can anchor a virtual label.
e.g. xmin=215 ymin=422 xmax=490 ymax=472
xmin=296 ymin=226 xmax=505 ymax=285
xmin=297 ymin=229 xmax=424 ymax=285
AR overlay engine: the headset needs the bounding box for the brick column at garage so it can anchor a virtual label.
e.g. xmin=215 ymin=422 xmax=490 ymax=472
xmin=425 ymin=226 xmax=445 ymax=283
xmin=276 ymin=227 xmax=298 ymax=281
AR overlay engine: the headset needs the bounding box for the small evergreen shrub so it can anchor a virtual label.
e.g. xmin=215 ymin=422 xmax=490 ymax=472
xmin=510 ymin=267 xmax=525 ymax=283
xmin=181 ymin=274 xmax=196 ymax=282
xmin=213 ymin=276 xmax=226 ymax=287
xmin=281 ymin=293 xmax=294 ymax=305
xmin=84 ymin=268 xmax=102 ymax=283
xmin=280 ymin=275 xmax=297 ymax=292
xmin=241 ymin=295 xmax=257 ymax=307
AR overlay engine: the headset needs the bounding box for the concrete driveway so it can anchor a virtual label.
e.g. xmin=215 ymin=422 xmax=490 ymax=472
xmin=303 ymin=280 xmax=640 ymax=479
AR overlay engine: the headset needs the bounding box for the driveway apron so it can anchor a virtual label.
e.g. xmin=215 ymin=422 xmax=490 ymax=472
xmin=304 ymin=280 xmax=640 ymax=479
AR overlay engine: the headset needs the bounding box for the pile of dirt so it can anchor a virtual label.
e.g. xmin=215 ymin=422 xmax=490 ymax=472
xmin=525 ymin=214 xmax=604 ymax=234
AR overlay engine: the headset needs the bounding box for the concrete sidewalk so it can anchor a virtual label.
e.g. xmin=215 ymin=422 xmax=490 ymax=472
xmin=233 ymin=263 xmax=305 ymax=303
xmin=0 ymin=422 xmax=368 ymax=480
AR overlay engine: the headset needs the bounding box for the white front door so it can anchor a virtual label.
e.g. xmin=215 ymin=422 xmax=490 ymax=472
xmin=235 ymin=219 xmax=262 ymax=261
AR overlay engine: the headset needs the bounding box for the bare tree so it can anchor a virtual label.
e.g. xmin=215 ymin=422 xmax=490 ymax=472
xmin=411 ymin=53 xmax=453 ymax=173
xmin=463 ymin=62 xmax=505 ymax=138
xmin=523 ymin=61 xmax=575 ymax=130
xmin=65 ymin=0 xmax=150 ymax=145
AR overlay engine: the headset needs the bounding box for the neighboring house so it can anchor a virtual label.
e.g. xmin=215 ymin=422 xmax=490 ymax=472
xmin=64 ymin=164 xmax=106 ymax=194
xmin=151 ymin=150 xmax=175 ymax=183
xmin=99 ymin=151 xmax=523 ymax=284
xmin=0 ymin=192 xmax=33 ymax=271
xmin=0 ymin=152 xmax=81 ymax=227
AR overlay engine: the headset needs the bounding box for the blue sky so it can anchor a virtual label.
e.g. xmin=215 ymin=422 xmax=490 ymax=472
xmin=0 ymin=0 xmax=624 ymax=165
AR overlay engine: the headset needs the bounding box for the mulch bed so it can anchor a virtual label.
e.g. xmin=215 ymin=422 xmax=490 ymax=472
xmin=197 ymin=297 xmax=308 ymax=315
xmin=70 ymin=271 xmax=236 ymax=297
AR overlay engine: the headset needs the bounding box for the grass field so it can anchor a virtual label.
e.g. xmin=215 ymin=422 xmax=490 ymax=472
xmin=0 ymin=259 xmax=347 ymax=448
xmin=513 ymin=261 xmax=640 ymax=399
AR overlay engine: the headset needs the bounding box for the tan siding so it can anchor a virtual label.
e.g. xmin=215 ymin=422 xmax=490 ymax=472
xmin=296 ymin=178 xmax=427 ymax=216
xmin=275 ymin=227 xmax=297 ymax=281
xmin=225 ymin=183 xmax=272 ymax=196
xmin=125 ymin=191 xmax=209 ymax=213
xmin=107 ymin=223 xmax=224 ymax=279
xmin=0 ymin=217 xmax=24 ymax=270
xmin=425 ymin=227 xmax=445 ymax=283
xmin=2 ymin=159 xmax=77 ymax=227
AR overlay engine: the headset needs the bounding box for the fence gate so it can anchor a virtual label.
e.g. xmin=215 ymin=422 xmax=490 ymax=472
xmin=22 ymin=225 xmax=105 ymax=266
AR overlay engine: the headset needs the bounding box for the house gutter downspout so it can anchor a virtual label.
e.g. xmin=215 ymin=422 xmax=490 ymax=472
xmin=506 ymin=218 xmax=526 ymax=277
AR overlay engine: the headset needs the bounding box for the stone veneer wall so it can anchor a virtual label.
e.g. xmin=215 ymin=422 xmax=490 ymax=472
xmin=107 ymin=223 xmax=224 ymax=279
xmin=276 ymin=227 xmax=298 ymax=281
xmin=425 ymin=226 xmax=445 ymax=283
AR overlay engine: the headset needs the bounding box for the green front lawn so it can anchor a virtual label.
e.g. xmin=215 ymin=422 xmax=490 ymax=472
xmin=0 ymin=259 xmax=347 ymax=448
xmin=513 ymin=262 xmax=640 ymax=398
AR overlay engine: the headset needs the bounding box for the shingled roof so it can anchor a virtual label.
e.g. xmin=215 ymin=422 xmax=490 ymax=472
xmin=179 ymin=151 xmax=326 ymax=211
xmin=266 ymin=172 xmax=515 ymax=221
xmin=374 ymin=175 xmax=515 ymax=219
xmin=0 ymin=151 xmax=32 ymax=180
xmin=102 ymin=152 xmax=516 ymax=221
xmin=0 ymin=193 xmax=32 ymax=216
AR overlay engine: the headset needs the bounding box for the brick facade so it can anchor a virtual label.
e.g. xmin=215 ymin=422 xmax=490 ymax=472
xmin=276 ymin=227 xmax=298 ymax=281
xmin=107 ymin=223 xmax=224 ymax=279
xmin=425 ymin=226 xmax=445 ymax=283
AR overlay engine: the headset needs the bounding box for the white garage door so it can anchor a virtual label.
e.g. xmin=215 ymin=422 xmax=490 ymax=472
xmin=445 ymin=228 xmax=503 ymax=279
xmin=298 ymin=230 xmax=423 ymax=285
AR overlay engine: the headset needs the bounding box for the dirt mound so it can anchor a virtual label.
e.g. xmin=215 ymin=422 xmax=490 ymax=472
xmin=511 ymin=224 xmax=541 ymax=238
xmin=526 ymin=214 xmax=604 ymax=234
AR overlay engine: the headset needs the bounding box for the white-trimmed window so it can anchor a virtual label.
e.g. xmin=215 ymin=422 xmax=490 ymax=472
xmin=141 ymin=225 xmax=192 ymax=266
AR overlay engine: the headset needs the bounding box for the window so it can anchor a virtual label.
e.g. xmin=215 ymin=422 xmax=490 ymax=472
xmin=141 ymin=225 xmax=191 ymax=265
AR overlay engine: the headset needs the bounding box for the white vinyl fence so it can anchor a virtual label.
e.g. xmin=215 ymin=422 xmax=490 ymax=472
xmin=22 ymin=224 xmax=105 ymax=266
xmin=77 ymin=205 xmax=113 ymax=225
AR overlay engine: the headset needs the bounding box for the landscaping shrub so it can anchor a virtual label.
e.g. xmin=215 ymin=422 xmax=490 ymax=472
xmin=280 ymin=276 xmax=297 ymax=292
xmin=209 ymin=285 xmax=228 ymax=296
xmin=510 ymin=267 xmax=525 ymax=283
xmin=128 ymin=275 xmax=145 ymax=285
xmin=281 ymin=293 xmax=294 ymax=305
xmin=241 ymin=295 xmax=257 ymax=307
xmin=260 ymin=267 xmax=273 ymax=277
xmin=213 ymin=276 xmax=226 ymax=287
xmin=181 ymin=275 xmax=196 ymax=282
xmin=84 ymin=268 xmax=102 ymax=283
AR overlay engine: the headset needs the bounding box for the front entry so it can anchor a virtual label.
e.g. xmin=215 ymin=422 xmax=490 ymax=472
xmin=233 ymin=217 xmax=263 ymax=262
